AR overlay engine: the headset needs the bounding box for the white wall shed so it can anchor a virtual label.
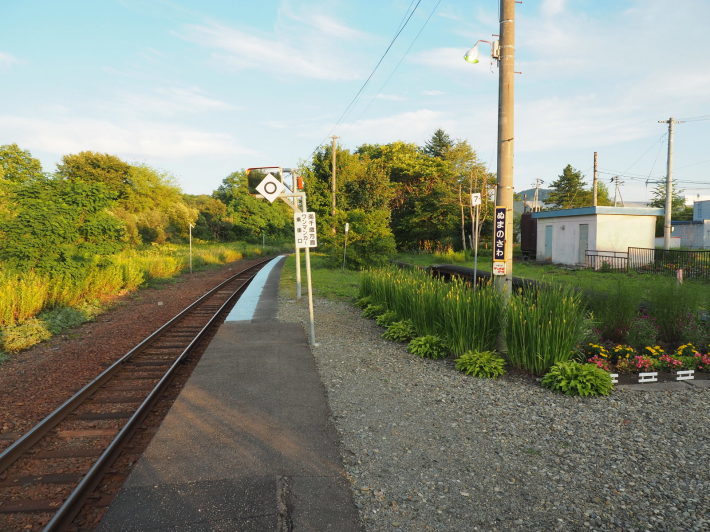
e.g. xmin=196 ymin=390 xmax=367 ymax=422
xmin=532 ymin=206 xmax=663 ymax=266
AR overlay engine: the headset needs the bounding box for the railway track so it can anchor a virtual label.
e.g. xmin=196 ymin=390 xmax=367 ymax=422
xmin=0 ymin=257 xmax=272 ymax=530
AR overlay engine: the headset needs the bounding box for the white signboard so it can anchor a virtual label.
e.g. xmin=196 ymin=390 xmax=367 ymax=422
xmin=492 ymin=261 xmax=506 ymax=276
xmin=471 ymin=193 xmax=481 ymax=206
xmin=294 ymin=212 xmax=318 ymax=248
xmin=255 ymin=173 xmax=285 ymax=203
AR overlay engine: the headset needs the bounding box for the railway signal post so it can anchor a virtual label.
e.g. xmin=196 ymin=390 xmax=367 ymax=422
xmin=250 ymin=166 xmax=318 ymax=345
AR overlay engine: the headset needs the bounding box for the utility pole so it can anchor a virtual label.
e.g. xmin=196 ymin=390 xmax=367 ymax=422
xmin=593 ymin=151 xmax=598 ymax=206
xmin=493 ymin=0 xmax=516 ymax=297
xmin=330 ymin=135 xmax=339 ymax=218
xmin=659 ymin=117 xmax=681 ymax=250
xmin=532 ymin=178 xmax=542 ymax=212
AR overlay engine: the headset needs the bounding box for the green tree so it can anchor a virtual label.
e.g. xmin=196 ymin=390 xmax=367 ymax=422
xmin=56 ymin=151 xmax=132 ymax=199
xmin=185 ymin=194 xmax=232 ymax=241
xmin=0 ymin=177 xmax=126 ymax=271
xmin=0 ymin=144 xmax=44 ymax=184
xmin=215 ymin=171 xmax=292 ymax=242
xmin=422 ymin=129 xmax=454 ymax=159
xmin=647 ymin=180 xmax=693 ymax=236
xmin=547 ymin=165 xmax=588 ymax=209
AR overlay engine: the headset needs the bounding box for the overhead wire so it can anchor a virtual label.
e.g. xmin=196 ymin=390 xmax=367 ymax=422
xmin=357 ymin=0 xmax=443 ymax=119
xmin=307 ymin=0 xmax=424 ymax=159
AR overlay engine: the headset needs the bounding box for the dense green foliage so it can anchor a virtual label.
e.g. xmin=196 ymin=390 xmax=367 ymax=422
xmin=505 ymin=285 xmax=588 ymax=375
xmin=546 ymin=164 xmax=612 ymax=209
xmin=541 ymin=361 xmax=613 ymax=396
xmin=408 ymin=335 xmax=449 ymax=359
xmin=455 ymin=350 xmax=507 ymax=379
xmin=382 ymin=319 xmax=416 ymax=342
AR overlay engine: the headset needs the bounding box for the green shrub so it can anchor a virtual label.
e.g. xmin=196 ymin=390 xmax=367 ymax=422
xmin=678 ymin=355 xmax=700 ymax=370
xmin=38 ymin=306 xmax=88 ymax=334
xmin=0 ymin=351 xmax=8 ymax=364
xmin=355 ymin=296 xmax=372 ymax=309
xmin=585 ymin=280 xmax=642 ymax=343
xmin=646 ymin=280 xmax=702 ymax=345
xmin=1 ymin=318 xmax=52 ymax=353
xmin=455 ymin=350 xmax=506 ymax=379
xmin=362 ymin=304 xmax=385 ymax=319
xmin=626 ymin=316 xmax=658 ymax=352
xmin=541 ymin=361 xmax=613 ymax=397
xmin=408 ymin=335 xmax=449 ymax=359
xmin=375 ymin=310 xmax=398 ymax=327
xmin=382 ymin=319 xmax=416 ymax=342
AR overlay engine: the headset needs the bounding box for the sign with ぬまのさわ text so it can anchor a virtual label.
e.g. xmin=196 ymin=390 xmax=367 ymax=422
xmin=294 ymin=212 xmax=318 ymax=248
xmin=493 ymin=206 xmax=507 ymax=275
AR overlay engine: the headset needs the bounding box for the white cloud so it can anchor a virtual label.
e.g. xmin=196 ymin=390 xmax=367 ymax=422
xmin=180 ymin=21 xmax=360 ymax=80
xmin=541 ymin=0 xmax=567 ymax=17
xmin=0 ymin=115 xmax=254 ymax=159
xmin=0 ymin=52 xmax=18 ymax=69
xmin=118 ymin=86 xmax=238 ymax=117
xmin=334 ymin=109 xmax=455 ymax=145
xmin=422 ymin=90 xmax=445 ymax=96
xmin=375 ymin=93 xmax=405 ymax=101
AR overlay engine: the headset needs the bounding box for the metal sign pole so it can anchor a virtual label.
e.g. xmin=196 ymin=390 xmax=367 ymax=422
xmin=473 ymin=204 xmax=480 ymax=291
xmin=189 ymin=223 xmax=193 ymax=274
xmin=342 ymin=222 xmax=349 ymax=270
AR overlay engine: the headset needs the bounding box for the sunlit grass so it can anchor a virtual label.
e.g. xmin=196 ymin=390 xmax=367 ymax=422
xmin=279 ymin=253 xmax=361 ymax=301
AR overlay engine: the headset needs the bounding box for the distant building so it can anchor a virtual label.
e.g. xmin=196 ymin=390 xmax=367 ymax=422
xmin=531 ymin=206 xmax=663 ymax=266
xmin=671 ymin=199 xmax=710 ymax=249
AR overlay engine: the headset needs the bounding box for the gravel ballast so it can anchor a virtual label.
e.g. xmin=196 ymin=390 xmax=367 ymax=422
xmin=279 ymin=297 xmax=709 ymax=531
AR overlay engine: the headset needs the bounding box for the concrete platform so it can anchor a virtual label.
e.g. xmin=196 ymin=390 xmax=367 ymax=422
xmin=99 ymin=258 xmax=361 ymax=531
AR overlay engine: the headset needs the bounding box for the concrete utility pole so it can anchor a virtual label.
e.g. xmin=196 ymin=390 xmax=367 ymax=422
xmin=593 ymin=151 xmax=598 ymax=206
xmin=331 ymin=135 xmax=339 ymax=218
xmin=532 ymin=178 xmax=542 ymax=212
xmin=494 ymin=0 xmax=516 ymax=297
xmin=659 ymin=117 xmax=679 ymax=250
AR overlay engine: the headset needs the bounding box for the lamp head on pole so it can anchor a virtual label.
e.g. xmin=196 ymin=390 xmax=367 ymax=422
xmin=464 ymin=42 xmax=482 ymax=64
xmin=463 ymin=39 xmax=498 ymax=65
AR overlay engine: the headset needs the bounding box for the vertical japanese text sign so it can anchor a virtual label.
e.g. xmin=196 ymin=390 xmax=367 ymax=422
xmin=493 ymin=206 xmax=506 ymax=276
xmin=294 ymin=212 xmax=318 ymax=249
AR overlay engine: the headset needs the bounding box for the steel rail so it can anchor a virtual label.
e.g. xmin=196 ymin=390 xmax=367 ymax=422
xmin=0 ymin=256 xmax=272 ymax=530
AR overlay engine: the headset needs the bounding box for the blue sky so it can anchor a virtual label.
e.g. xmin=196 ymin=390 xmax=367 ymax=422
xmin=2 ymin=0 xmax=709 ymax=202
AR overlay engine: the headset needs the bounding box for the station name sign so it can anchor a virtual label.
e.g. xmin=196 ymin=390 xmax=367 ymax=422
xmin=493 ymin=206 xmax=506 ymax=276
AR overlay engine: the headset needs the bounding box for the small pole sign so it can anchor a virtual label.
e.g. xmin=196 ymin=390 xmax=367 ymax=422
xmin=255 ymin=173 xmax=285 ymax=203
xmin=471 ymin=193 xmax=481 ymax=206
xmin=294 ymin=212 xmax=318 ymax=249
xmin=493 ymin=206 xmax=506 ymax=276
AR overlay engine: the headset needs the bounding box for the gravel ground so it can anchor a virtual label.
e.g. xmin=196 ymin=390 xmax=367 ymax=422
xmin=278 ymin=297 xmax=709 ymax=531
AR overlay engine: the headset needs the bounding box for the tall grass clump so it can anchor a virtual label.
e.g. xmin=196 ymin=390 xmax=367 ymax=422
xmin=0 ymin=271 xmax=49 ymax=326
xmin=646 ymin=279 xmax=704 ymax=345
xmin=360 ymin=268 xmax=501 ymax=354
xmin=505 ymin=285 xmax=587 ymax=375
xmin=584 ymin=280 xmax=642 ymax=343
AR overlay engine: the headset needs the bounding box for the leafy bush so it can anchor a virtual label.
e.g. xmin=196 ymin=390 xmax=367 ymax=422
xmin=375 ymin=310 xmax=398 ymax=327
xmin=0 ymin=318 xmax=52 ymax=353
xmin=678 ymin=355 xmax=700 ymax=370
xmin=541 ymin=361 xmax=613 ymax=397
xmin=626 ymin=316 xmax=658 ymax=352
xmin=38 ymin=306 xmax=88 ymax=334
xmin=362 ymin=304 xmax=385 ymax=319
xmin=382 ymin=319 xmax=416 ymax=342
xmin=408 ymin=335 xmax=449 ymax=359
xmin=455 ymin=350 xmax=506 ymax=379
xmin=355 ymin=296 xmax=372 ymax=309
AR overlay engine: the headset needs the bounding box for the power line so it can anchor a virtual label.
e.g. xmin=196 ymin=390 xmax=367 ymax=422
xmin=307 ymin=0 xmax=423 ymax=161
xmin=358 ymin=0 xmax=443 ymax=119
xmin=329 ymin=0 xmax=423 ymax=131
xmin=597 ymin=169 xmax=709 ymax=186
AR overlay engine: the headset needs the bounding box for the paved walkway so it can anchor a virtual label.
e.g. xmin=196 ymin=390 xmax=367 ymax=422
xmin=99 ymin=258 xmax=361 ymax=531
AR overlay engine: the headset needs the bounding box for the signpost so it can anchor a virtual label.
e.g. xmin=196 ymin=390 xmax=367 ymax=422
xmin=471 ymin=193 xmax=481 ymax=290
xmin=253 ymin=168 xmax=318 ymax=345
xmin=493 ymin=206 xmax=507 ymax=276
xmin=342 ymin=222 xmax=349 ymax=270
